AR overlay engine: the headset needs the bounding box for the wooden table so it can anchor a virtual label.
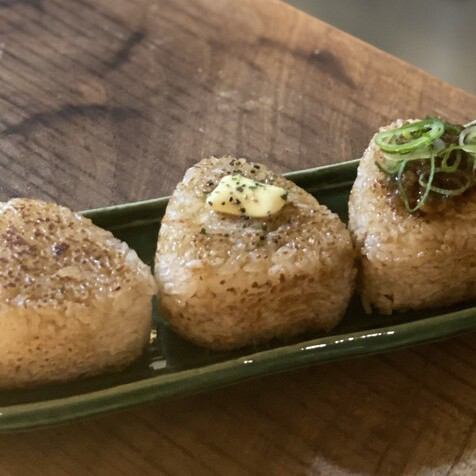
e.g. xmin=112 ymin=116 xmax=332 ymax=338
xmin=1 ymin=0 xmax=476 ymax=474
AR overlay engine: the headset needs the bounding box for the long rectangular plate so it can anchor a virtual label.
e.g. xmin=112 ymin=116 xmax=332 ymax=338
xmin=1 ymin=159 xmax=476 ymax=432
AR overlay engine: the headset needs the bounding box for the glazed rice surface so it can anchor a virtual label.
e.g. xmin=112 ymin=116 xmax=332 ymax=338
xmin=156 ymin=156 xmax=356 ymax=349
xmin=349 ymin=120 xmax=476 ymax=314
xmin=0 ymin=198 xmax=156 ymax=387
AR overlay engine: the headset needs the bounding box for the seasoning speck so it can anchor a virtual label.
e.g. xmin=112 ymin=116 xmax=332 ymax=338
xmin=52 ymin=242 xmax=69 ymax=256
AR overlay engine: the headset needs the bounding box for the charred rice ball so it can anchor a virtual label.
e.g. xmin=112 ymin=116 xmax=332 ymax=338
xmin=155 ymin=156 xmax=356 ymax=350
xmin=349 ymin=120 xmax=476 ymax=314
xmin=0 ymin=198 xmax=156 ymax=388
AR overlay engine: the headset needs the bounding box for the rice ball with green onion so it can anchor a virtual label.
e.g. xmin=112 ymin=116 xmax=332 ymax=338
xmin=349 ymin=118 xmax=476 ymax=314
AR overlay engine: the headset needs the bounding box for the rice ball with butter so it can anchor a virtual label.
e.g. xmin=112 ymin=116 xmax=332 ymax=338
xmin=155 ymin=156 xmax=356 ymax=350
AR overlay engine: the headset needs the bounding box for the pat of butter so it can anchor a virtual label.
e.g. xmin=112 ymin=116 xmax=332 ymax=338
xmin=207 ymin=175 xmax=288 ymax=218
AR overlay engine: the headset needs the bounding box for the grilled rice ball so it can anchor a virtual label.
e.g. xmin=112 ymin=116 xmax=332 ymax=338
xmin=349 ymin=120 xmax=476 ymax=314
xmin=0 ymin=198 xmax=156 ymax=388
xmin=155 ymin=156 xmax=356 ymax=350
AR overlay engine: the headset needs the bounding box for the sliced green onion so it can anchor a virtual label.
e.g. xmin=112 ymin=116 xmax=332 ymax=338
xmin=460 ymin=125 xmax=476 ymax=155
xmin=385 ymin=147 xmax=433 ymax=161
xmin=432 ymin=138 xmax=447 ymax=153
xmin=440 ymin=145 xmax=463 ymax=172
xmin=375 ymin=118 xmax=444 ymax=154
xmin=377 ymin=147 xmax=433 ymax=174
xmin=440 ymin=120 xmax=463 ymax=136
xmin=419 ymin=169 xmax=471 ymax=197
xmin=375 ymin=118 xmax=476 ymax=213
xmin=397 ymin=154 xmax=435 ymax=213
xmin=376 ymin=158 xmax=401 ymax=175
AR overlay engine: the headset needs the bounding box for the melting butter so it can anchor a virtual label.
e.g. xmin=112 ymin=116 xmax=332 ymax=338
xmin=207 ymin=175 xmax=287 ymax=218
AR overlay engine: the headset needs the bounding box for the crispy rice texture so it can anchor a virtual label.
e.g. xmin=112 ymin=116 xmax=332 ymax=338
xmin=0 ymin=198 xmax=156 ymax=388
xmin=349 ymin=120 xmax=476 ymax=314
xmin=155 ymin=156 xmax=356 ymax=350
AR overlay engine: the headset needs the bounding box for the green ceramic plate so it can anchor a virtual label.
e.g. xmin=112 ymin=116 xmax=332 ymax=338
xmin=2 ymin=158 xmax=476 ymax=432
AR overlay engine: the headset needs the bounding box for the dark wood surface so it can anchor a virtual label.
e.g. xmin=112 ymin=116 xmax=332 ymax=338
xmin=1 ymin=0 xmax=476 ymax=475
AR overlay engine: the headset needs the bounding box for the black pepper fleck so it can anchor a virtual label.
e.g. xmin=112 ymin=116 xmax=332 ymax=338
xmin=52 ymin=242 xmax=69 ymax=256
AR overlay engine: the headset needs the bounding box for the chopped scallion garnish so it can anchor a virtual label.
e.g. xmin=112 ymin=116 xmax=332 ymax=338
xmin=374 ymin=118 xmax=476 ymax=212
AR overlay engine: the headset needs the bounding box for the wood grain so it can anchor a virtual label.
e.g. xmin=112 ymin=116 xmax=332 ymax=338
xmin=0 ymin=0 xmax=476 ymax=475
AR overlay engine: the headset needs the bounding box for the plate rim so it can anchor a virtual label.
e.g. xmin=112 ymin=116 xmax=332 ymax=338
xmin=1 ymin=305 xmax=475 ymax=431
